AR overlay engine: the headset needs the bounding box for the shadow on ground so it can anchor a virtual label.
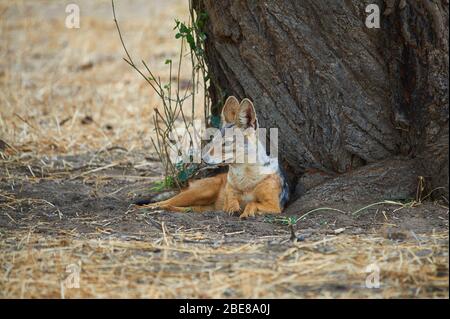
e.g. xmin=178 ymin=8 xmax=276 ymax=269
xmin=1 ymin=150 xmax=448 ymax=241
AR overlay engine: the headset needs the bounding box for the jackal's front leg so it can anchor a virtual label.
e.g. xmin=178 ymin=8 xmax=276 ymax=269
xmin=240 ymin=201 xmax=281 ymax=218
xmin=223 ymin=183 xmax=241 ymax=215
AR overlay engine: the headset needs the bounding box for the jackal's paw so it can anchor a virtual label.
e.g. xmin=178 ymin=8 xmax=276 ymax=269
xmin=224 ymin=200 xmax=241 ymax=215
xmin=240 ymin=203 xmax=258 ymax=219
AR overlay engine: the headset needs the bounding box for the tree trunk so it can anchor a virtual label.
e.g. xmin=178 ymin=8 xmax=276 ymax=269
xmin=194 ymin=0 xmax=449 ymax=207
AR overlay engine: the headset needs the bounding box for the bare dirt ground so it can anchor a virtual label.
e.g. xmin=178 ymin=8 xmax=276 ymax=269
xmin=0 ymin=0 xmax=448 ymax=298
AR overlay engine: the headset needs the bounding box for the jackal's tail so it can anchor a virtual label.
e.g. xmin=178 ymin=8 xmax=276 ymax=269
xmin=133 ymin=191 xmax=178 ymax=206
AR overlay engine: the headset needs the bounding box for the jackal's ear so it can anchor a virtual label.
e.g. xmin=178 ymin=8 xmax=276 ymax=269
xmin=238 ymin=98 xmax=258 ymax=129
xmin=221 ymin=96 xmax=240 ymax=124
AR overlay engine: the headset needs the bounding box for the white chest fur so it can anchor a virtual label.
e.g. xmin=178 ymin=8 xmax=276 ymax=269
xmin=227 ymin=158 xmax=279 ymax=192
xmin=240 ymin=192 xmax=255 ymax=205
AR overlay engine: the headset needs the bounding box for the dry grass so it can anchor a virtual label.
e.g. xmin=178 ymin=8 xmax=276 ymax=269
xmin=0 ymin=0 xmax=204 ymax=157
xmin=0 ymin=229 xmax=448 ymax=298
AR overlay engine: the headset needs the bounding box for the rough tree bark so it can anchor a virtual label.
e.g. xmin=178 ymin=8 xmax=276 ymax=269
xmin=194 ymin=0 xmax=449 ymax=211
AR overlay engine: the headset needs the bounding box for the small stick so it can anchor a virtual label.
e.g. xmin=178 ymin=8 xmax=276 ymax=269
xmin=70 ymin=162 xmax=120 ymax=180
